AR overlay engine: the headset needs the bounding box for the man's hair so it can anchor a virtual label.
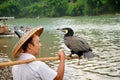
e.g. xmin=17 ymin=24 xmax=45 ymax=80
xmin=22 ymin=34 xmax=36 ymax=51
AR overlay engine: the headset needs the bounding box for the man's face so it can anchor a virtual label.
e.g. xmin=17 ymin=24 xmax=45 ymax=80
xmin=31 ymin=35 xmax=42 ymax=55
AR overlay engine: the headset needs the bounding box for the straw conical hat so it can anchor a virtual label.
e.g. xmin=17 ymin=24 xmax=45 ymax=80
xmin=12 ymin=27 xmax=44 ymax=58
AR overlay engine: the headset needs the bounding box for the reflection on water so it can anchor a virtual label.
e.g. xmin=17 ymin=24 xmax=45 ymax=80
xmin=0 ymin=37 xmax=17 ymax=58
xmin=1 ymin=16 xmax=120 ymax=80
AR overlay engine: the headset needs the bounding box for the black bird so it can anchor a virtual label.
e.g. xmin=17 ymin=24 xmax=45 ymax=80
xmin=57 ymin=28 xmax=99 ymax=64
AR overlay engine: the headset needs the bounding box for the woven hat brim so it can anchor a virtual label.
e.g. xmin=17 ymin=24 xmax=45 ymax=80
xmin=12 ymin=27 xmax=44 ymax=58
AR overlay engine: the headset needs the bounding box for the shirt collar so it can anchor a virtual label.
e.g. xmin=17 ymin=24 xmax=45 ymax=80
xmin=19 ymin=53 xmax=36 ymax=60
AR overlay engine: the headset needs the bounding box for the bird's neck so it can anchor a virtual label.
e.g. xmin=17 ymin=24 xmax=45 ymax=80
xmin=64 ymin=32 xmax=74 ymax=37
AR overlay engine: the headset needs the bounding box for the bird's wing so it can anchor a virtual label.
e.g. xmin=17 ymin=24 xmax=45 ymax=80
xmin=64 ymin=36 xmax=91 ymax=52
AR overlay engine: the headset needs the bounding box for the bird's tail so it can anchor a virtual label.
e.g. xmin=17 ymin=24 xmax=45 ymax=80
xmin=83 ymin=51 xmax=99 ymax=58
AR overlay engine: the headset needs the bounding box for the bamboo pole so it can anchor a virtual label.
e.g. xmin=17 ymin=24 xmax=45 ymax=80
xmin=0 ymin=56 xmax=79 ymax=67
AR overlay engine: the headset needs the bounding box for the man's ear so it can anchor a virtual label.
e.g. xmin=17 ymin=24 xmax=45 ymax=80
xmin=27 ymin=43 xmax=33 ymax=49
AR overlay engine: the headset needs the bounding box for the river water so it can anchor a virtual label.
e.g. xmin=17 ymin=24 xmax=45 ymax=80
xmin=0 ymin=16 xmax=120 ymax=80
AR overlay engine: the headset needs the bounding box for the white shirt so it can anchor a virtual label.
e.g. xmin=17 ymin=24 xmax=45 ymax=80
xmin=12 ymin=53 xmax=57 ymax=80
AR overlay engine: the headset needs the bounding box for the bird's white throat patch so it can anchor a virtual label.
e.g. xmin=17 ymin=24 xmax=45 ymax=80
xmin=62 ymin=30 xmax=68 ymax=34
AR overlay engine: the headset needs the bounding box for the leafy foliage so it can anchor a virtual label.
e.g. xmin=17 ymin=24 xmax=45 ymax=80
xmin=0 ymin=0 xmax=120 ymax=17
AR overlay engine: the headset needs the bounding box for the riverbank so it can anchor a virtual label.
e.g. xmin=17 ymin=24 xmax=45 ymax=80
xmin=0 ymin=52 xmax=12 ymax=80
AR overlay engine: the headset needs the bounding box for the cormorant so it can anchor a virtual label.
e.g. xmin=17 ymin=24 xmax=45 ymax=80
xmin=57 ymin=28 xmax=99 ymax=64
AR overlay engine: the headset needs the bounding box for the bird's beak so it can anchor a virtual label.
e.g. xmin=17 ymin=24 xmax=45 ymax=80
xmin=56 ymin=28 xmax=61 ymax=30
xmin=56 ymin=28 xmax=68 ymax=33
xmin=56 ymin=28 xmax=63 ymax=32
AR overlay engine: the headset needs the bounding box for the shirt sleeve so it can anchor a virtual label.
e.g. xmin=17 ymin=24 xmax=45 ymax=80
xmin=36 ymin=61 xmax=57 ymax=80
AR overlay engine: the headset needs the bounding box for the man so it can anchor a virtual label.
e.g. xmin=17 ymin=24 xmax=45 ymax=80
xmin=12 ymin=27 xmax=65 ymax=80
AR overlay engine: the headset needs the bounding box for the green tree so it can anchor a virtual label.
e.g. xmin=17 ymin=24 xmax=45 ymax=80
xmin=0 ymin=0 xmax=20 ymax=17
xmin=66 ymin=3 xmax=76 ymax=16
xmin=28 ymin=2 xmax=48 ymax=17
xmin=0 ymin=0 xmax=120 ymax=17
xmin=101 ymin=0 xmax=120 ymax=13
xmin=84 ymin=0 xmax=102 ymax=16
xmin=46 ymin=0 xmax=68 ymax=17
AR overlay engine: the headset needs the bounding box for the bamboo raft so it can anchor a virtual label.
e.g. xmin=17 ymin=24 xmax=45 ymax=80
xmin=0 ymin=56 xmax=79 ymax=67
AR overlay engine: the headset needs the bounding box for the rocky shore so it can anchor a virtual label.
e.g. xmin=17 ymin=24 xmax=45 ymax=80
xmin=0 ymin=52 xmax=13 ymax=80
